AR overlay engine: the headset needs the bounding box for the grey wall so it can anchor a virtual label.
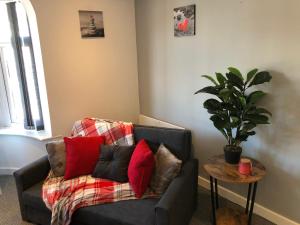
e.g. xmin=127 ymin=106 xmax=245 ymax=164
xmin=135 ymin=0 xmax=300 ymax=222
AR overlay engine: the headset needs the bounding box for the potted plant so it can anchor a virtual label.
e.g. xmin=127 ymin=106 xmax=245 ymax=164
xmin=195 ymin=67 xmax=272 ymax=164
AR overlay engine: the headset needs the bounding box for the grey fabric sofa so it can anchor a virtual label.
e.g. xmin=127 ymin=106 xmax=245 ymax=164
xmin=14 ymin=125 xmax=198 ymax=225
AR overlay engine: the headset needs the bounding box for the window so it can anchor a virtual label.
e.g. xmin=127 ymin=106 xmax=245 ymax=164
xmin=0 ymin=1 xmax=46 ymax=131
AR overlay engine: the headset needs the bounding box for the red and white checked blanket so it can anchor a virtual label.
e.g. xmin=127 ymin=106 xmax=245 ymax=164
xmin=42 ymin=172 xmax=157 ymax=225
xmin=71 ymin=118 xmax=134 ymax=146
xmin=42 ymin=118 xmax=142 ymax=225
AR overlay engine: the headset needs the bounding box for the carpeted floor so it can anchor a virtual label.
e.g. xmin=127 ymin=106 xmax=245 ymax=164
xmin=0 ymin=176 xmax=31 ymax=225
xmin=0 ymin=175 xmax=274 ymax=225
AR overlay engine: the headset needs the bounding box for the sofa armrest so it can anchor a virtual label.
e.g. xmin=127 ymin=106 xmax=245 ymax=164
xmin=155 ymin=159 xmax=198 ymax=225
xmin=14 ymin=155 xmax=50 ymax=191
xmin=13 ymin=155 xmax=50 ymax=220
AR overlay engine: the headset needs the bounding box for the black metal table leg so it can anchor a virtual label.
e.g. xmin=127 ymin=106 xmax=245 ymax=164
xmin=210 ymin=176 xmax=216 ymax=225
xmin=245 ymin=183 xmax=252 ymax=213
xmin=214 ymin=179 xmax=219 ymax=209
xmin=248 ymin=182 xmax=258 ymax=225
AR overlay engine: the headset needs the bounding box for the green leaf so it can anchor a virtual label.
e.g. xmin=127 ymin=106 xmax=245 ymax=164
xmin=247 ymin=107 xmax=272 ymax=117
xmin=216 ymin=73 xmax=226 ymax=85
xmin=219 ymin=88 xmax=231 ymax=101
xmin=239 ymin=97 xmax=246 ymax=107
xmin=204 ymin=99 xmax=222 ymax=111
xmin=210 ymin=115 xmax=227 ymax=129
xmin=237 ymin=131 xmax=256 ymax=142
xmin=247 ymin=131 xmax=256 ymax=136
xmin=247 ymin=91 xmax=266 ymax=104
xmin=202 ymin=75 xmax=218 ymax=86
xmin=217 ymin=128 xmax=228 ymax=140
xmin=194 ymin=86 xmax=219 ymax=95
xmin=255 ymin=108 xmax=272 ymax=116
xmin=244 ymin=114 xmax=270 ymax=124
xmin=237 ymin=134 xmax=249 ymax=142
xmin=248 ymin=71 xmax=272 ymax=87
xmin=222 ymin=102 xmax=236 ymax=111
xmin=231 ymin=88 xmax=243 ymax=98
xmin=246 ymin=68 xmax=258 ymax=83
xmin=242 ymin=122 xmax=256 ymax=131
xmin=228 ymin=67 xmax=244 ymax=80
xmin=231 ymin=116 xmax=239 ymax=123
xmin=231 ymin=116 xmax=240 ymax=127
xmin=226 ymin=72 xmax=244 ymax=90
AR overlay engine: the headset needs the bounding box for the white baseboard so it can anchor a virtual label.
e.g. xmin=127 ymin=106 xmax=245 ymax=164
xmin=139 ymin=114 xmax=298 ymax=225
xmin=0 ymin=167 xmax=18 ymax=175
xmin=139 ymin=114 xmax=184 ymax=129
xmin=198 ymin=176 xmax=299 ymax=225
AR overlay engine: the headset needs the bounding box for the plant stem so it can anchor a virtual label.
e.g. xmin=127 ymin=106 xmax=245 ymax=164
xmin=226 ymin=109 xmax=233 ymax=145
xmin=234 ymin=83 xmax=247 ymax=145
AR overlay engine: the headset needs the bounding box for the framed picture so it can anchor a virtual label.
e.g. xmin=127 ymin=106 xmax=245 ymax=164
xmin=79 ymin=10 xmax=105 ymax=38
xmin=174 ymin=4 xmax=196 ymax=37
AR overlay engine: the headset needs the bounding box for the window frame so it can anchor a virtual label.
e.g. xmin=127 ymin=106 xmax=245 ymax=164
xmin=8 ymin=1 xmax=43 ymax=130
xmin=0 ymin=0 xmax=52 ymax=136
xmin=0 ymin=48 xmax=12 ymax=127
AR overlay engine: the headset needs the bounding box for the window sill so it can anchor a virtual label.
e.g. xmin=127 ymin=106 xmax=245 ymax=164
xmin=0 ymin=125 xmax=60 ymax=141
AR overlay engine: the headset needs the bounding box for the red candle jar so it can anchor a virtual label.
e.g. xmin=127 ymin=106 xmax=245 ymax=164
xmin=238 ymin=158 xmax=252 ymax=175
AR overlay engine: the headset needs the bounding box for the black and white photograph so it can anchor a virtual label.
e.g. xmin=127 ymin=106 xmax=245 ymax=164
xmin=79 ymin=10 xmax=105 ymax=38
xmin=174 ymin=5 xmax=195 ymax=37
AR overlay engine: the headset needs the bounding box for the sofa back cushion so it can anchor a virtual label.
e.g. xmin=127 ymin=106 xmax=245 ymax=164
xmin=133 ymin=125 xmax=191 ymax=163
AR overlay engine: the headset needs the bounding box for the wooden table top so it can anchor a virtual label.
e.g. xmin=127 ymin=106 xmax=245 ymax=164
xmin=203 ymin=155 xmax=266 ymax=183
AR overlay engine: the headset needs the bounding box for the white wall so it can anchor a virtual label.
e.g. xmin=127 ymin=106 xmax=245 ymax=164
xmin=0 ymin=0 xmax=140 ymax=173
xmin=0 ymin=136 xmax=47 ymax=174
xmin=135 ymin=0 xmax=300 ymax=223
xmin=30 ymin=0 xmax=140 ymax=136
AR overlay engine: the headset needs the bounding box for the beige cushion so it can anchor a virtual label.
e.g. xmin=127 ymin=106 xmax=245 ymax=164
xmin=46 ymin=140 xmax=66 ymax=177
xmin=150 ymin=144 xmax=182 ymax=194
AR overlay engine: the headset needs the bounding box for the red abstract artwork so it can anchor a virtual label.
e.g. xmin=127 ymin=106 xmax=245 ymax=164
xmin=174 ymin=5 xmax=195 ymax=37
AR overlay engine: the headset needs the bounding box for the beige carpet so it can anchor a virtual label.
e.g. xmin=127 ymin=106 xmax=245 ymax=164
xmin=0 ymin=176 xmax=31 ymax=225
xmin=0 ymin=175 xmax=274 ymax=225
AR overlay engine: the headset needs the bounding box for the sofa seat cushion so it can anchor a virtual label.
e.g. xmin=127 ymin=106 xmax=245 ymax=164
xmin=73 ymin=198 xmax=159 ymax=225
xmin=22 ymin=180 xmax=159 ymax=225
xmin=22 ymin=181 xmax=50 ymax=213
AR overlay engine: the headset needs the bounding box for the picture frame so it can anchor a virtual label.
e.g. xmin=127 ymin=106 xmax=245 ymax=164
xmin=174 ymin=5 xmax=196 ymax=37
xmin=78 ymin=10 xmax=105 ymax=38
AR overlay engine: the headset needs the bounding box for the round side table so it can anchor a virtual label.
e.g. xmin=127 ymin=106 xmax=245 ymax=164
xmin=203 ymin=155 xmax=266 ymax=225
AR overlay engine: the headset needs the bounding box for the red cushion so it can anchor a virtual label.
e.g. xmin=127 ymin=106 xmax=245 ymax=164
xmin=64 ymin=136 xmax=105 ymax=180
xmin=128 ymin=139 xmax=154 ymax=198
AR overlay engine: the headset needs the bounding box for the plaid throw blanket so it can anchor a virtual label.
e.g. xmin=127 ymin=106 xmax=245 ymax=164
xmin=42 ymin=173 xmax=157 ymax=225
xmin=42 ymin=119 xmax=144 ymax=225
xmin=71 ymin=118 xmax=134 ymax=145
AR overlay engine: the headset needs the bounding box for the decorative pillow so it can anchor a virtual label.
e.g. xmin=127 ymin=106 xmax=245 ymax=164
xmin=150 ymin=144 xmax=182 ymax=195
xmin=64 ymin=136 xmax=105 ymax=180
xmin=92 ymin=145 xmax=134 ymax=183
xmin=128 ymin=139 xmax=155 ymax=198
xmin=46 ymin=139 xmax=66 ymax=177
